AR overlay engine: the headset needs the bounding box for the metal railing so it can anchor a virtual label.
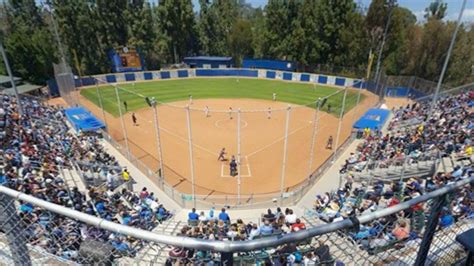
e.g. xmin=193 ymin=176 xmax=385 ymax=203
xmin=0 ymin=176 xmax=472 ymax=264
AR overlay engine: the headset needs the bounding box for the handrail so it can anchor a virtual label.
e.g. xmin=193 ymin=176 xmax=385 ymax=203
xmin=0 ymin=175 xmax=471 ymax=253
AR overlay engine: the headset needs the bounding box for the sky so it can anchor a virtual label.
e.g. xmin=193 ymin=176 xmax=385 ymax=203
xmin=189 ymin=0 xmax=474 ymax=23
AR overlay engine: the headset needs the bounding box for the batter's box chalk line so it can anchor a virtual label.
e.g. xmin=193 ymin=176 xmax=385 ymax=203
xmin=220 ymin=156 xmax=252 ymax=178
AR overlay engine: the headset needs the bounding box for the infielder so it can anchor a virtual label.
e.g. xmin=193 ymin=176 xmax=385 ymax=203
xmin=272 ymin=92 xmax=277 ymax=101
xmin=204 ymin=105 xmax=210 ymax=117
xmin=229 ymin=107 xmax=233 ymax=120
xmin=267 ymin=107 xmax=272 ymax=119
xmin=189 ymin=95 xmax=193 ymax=105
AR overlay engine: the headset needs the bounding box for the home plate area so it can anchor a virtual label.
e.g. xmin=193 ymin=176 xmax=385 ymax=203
xmin=220 ymin=156 xmax=252 ymax=178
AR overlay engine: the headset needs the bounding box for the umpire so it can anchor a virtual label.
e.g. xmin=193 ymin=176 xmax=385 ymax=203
xmin=230 ymin=156 xmax=237 ymax=176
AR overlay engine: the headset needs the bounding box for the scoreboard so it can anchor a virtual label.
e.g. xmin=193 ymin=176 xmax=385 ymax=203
xmin=109 ymin=46 xmax=144 ymax=73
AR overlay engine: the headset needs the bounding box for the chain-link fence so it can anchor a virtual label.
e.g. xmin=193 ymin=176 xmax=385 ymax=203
xmin=53 ymin=62 xmax=78 ymax=107
xmin=0 ymin=176 xmax=471 ymax=265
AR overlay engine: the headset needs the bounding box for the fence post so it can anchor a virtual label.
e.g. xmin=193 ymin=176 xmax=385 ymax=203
xmin=332 ymin=88 xmax=348 ymax=163
xmin=95 ymin=79 xmax=108 ymax=131
xmin=280 ymin=105 xmax=291 ymax=199
xmin=151 ymin=100 xmax=165 ymax=188
xmin=414 ymin=195 xmax=447 ymax=265
xmin=185 ymin=105 xmax=196 ymax=208
xmin=0 ymin=193 xmax=31 ymax=265
xmin=308 ymin=99 xmax=321 ymax=177
xmin=237 ymin=109 xmax=242 ymax=205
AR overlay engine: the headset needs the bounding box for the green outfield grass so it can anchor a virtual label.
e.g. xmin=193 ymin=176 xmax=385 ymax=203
xmin=80 ymin=78 xmax=363 ymax=117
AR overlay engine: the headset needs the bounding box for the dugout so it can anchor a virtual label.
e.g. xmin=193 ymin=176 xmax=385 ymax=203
xmin=242 ymin=59 xmax=296 ymax=72
xmin=183 ymin=56 xmax=233 ymax=69
xmin=353 ymin=108 xmax=391 ymax=134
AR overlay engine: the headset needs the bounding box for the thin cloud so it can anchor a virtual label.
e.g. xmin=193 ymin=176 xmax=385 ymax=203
xmin=448 ymin=8 xmax=474 ymax=22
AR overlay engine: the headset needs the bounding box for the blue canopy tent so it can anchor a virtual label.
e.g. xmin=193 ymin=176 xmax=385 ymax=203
xmin=64 ymin=107 xmax=105 ymax=132
xmin=353 ymin=108 xmax=391 ymax=130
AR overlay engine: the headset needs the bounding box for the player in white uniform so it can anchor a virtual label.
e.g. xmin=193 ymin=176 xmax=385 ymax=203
xmin=189 ymin=95 xmax=193 ymax=104
xmin=272 ymin=93 xmax=277 ymax=101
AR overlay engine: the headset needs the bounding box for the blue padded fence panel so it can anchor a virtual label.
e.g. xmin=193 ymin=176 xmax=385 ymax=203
xmin=237 ymin=69 xmax=258 ymax=77
xmin=125 ymin=73 xmax=136 ymax=81
xmin=266 ymin=71 xmax=276 ymax=79
xmin=106 ymin=75 xmax=116 ymax=83
xmin=74 ymin=79 xmax=81 ymax=87
xmin=283 ymin=72 xmax=292 ymax=81
xmin=352 ymin=80 xmax=363 ymax=88
xmin=144 ymin=72 xmax=153 ymax=80
xmin=335 ymin=77 xmax=346 ymax=86
xmin=409 ymin=88 xmax=426 ymax=99
xmin=161 ymin=71 xmax=171 ymax=79
xmin=73 ymin=77 xmax=94 ymax=87
xmin=318 ymin=75 xmax=328 ymax=84
xmin=300 ymin=74 xmax=310 ymax=82
xmin=178 ymin=70 xmax=189 ymax=78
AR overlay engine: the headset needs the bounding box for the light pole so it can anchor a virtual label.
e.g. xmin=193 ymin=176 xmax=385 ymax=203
xmin=373 ymin=2 xmax=395 ymax=101
xmin=0 ymin=42 xmax=23 ymax=116
xmin=45 ymin=1 xmax=67 ymax=65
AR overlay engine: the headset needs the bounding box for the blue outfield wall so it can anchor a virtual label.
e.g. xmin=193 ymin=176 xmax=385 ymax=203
xmin=318 ymin=75 xmax=328 ymax=84
xmin=300 ymin=74 xmax=310 ymax=82
xmin=161 ymin=71 xmax=171 ymax=79
xmin=74 ymin=68 xmax=375 ymax=91
xmin=195 ymin=69 xmax=258 ymax=77
xmin=335 ymin=77 xmax=346 ymax=86
xmin=385 ymin=87 xmax=427 ymax=99
xmin=144 ymin=72 xmax=153 ymax=80
xmin=106 ymin=75 xmax=116 ymax=83
xmin=178 ymin=70 xmax=189 ymax=78
xmin=266 ymin=71 xmax=276 ymax=79
xmin=124 ymin=73 xmax=136 ymax=81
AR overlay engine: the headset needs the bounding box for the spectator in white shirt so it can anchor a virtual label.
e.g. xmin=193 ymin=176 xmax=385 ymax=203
xmin=285 ymin=209 xmax=297 ymax=224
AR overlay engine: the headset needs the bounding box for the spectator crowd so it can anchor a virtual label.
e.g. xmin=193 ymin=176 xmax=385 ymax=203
xmin=0 ymin=94 xmax=171 ymax=262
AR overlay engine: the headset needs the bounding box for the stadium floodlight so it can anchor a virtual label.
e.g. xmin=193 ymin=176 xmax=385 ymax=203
xmin=0 ymin=41 xmax=24 ymax=116
xmin=427 ymin=0 xmax=467 ymax=120
xmin=373 ymin=0 xmax=396 ymax=101
xmin=44 ymin=0 xmax=67 ymax=65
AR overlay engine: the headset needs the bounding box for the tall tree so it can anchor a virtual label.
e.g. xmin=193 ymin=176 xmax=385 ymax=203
xmin=262 ymin=0 xmax=289 ymax=59
xmin=228 ymin=19 xmax=253 ymax=66
xmin=157 ymin=0 xmax=197 ymax=63
xmin=424 ymin=0 xmax=447 ymax=20
xmin=1 ymin=0 xmax=56 ymax=84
